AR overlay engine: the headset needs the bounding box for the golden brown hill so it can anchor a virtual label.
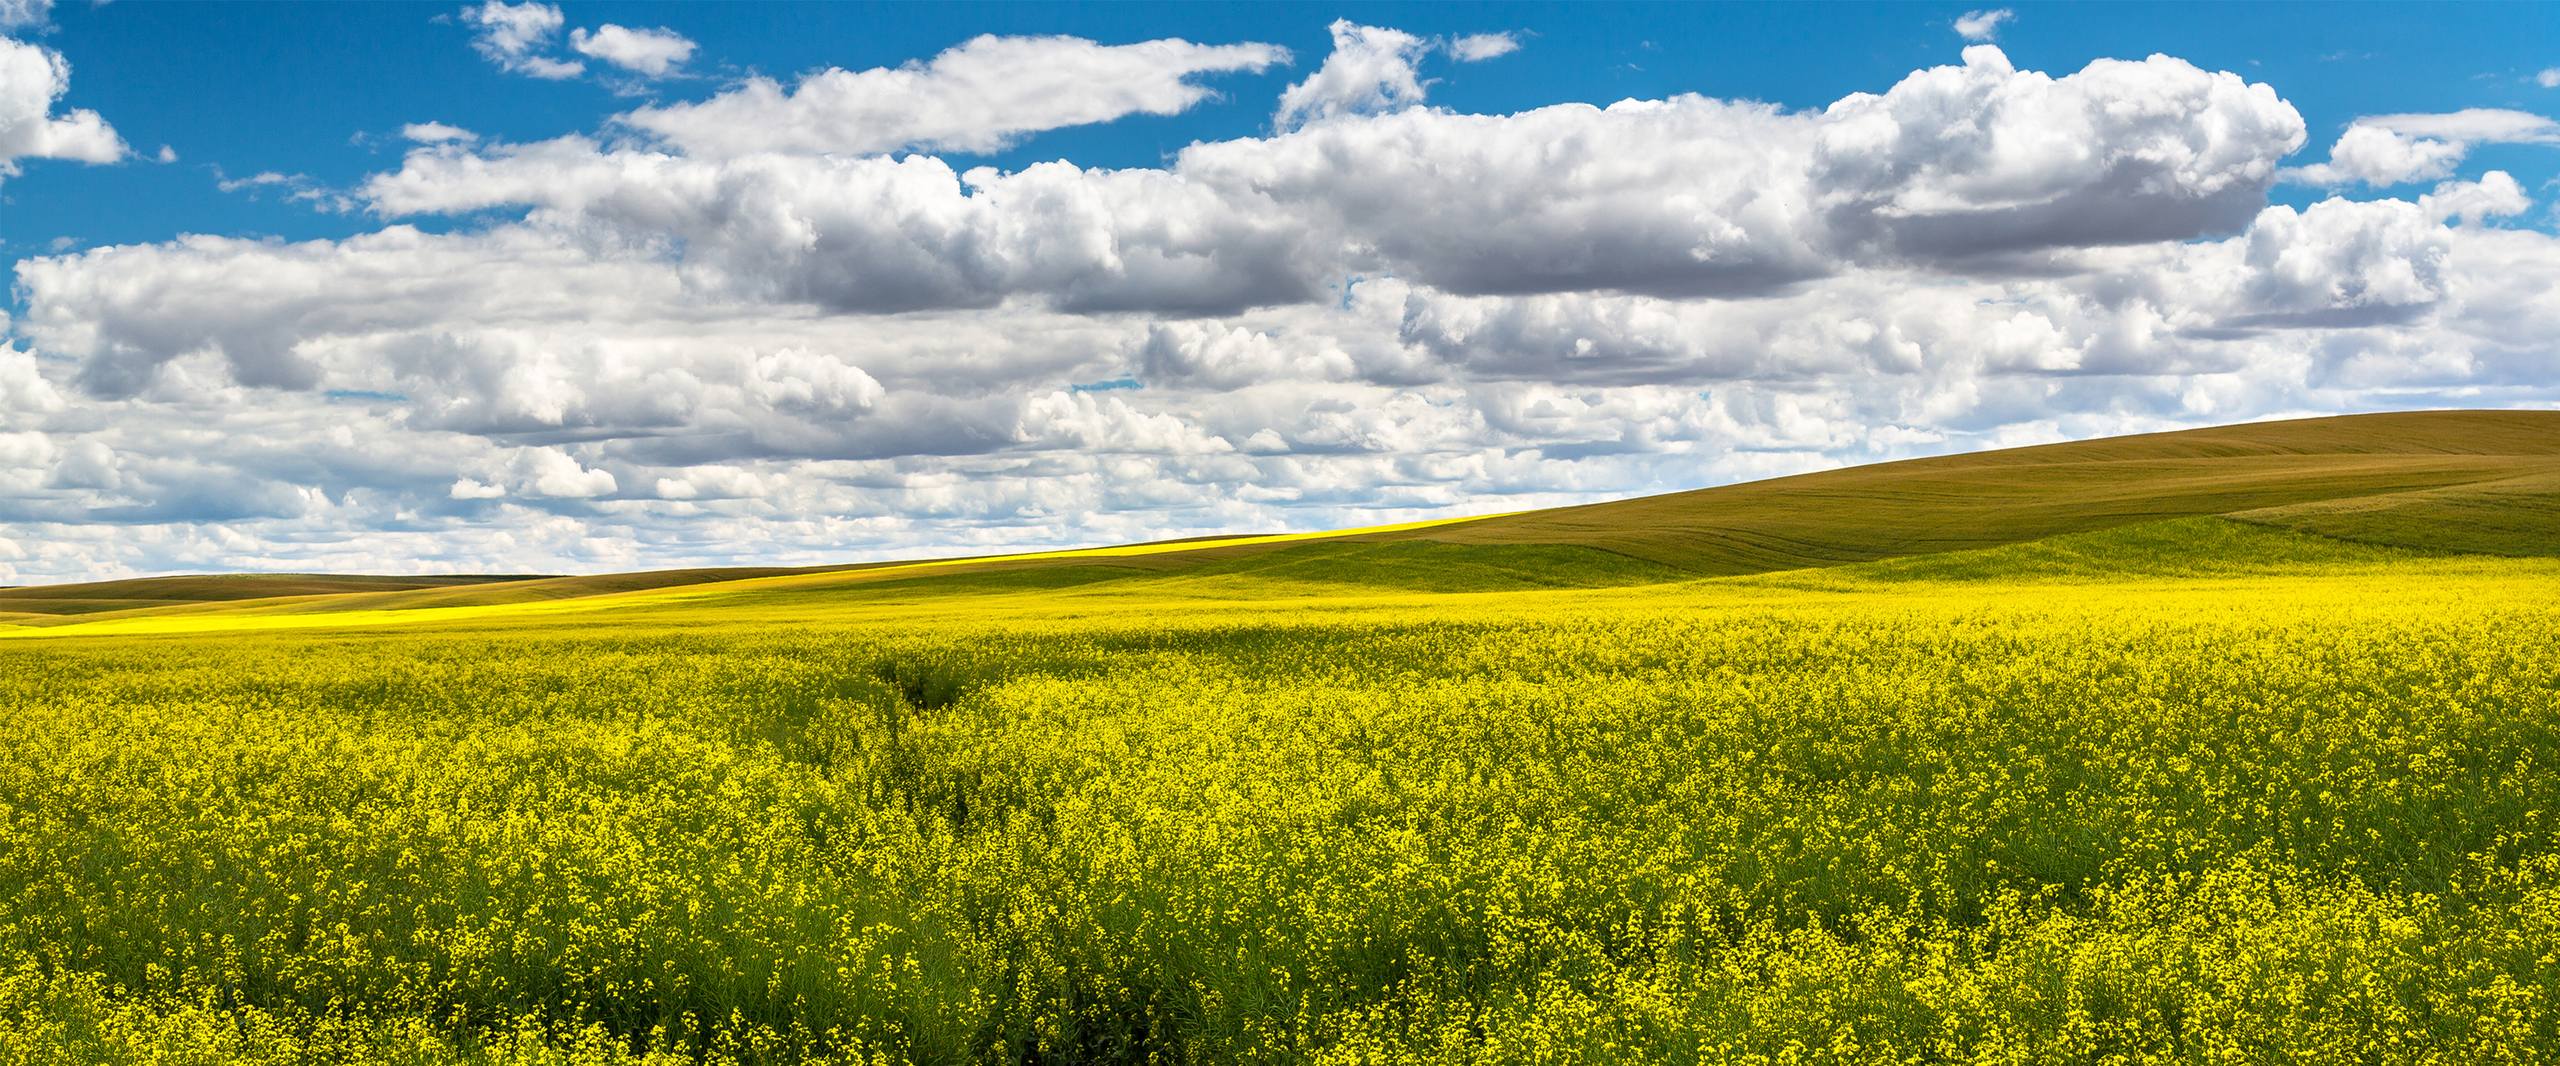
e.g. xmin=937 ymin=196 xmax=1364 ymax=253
xmin=1375 ymin=410 xmax=2560 ymax=571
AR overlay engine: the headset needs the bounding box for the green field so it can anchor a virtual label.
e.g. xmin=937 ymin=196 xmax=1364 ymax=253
xmin=2 ymin=411 xmax=2557 ymax=1063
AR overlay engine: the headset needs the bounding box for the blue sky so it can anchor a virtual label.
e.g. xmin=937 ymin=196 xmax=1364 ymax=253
xmin=0 ymin=2 xmax=2555 ymax=580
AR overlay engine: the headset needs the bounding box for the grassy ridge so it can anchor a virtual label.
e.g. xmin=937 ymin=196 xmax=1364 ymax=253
xmin=2235 ymin=470 xmax=2560 ymax=557
xmin=1390 ymin=410 xmax=2560 ymax=572
xmin=0 ymin=573 xmax=542 ymax=618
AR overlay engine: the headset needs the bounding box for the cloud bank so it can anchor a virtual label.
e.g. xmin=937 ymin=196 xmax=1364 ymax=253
xmin=2 ymin=25 xmax=2557 ymax=583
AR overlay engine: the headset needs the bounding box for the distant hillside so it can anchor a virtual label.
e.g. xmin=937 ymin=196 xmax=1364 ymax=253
xmin=0 ymin=567 xmax=847 ymax=623
xmin=1379 ymin=410 xmax=2560 ymax=572
xmin=0 ymin=573 xmax=542 ymax=620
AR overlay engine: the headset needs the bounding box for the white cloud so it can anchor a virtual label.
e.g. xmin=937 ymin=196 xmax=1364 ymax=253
xmin=0 ymin=340 xmax=65 ymax=415
xmin=360 ymin=139 xmax=1324 ymax=316
xmin=461 ymin=0 xmax=584 ymax=80
xmin=568 ymin=24 xmax=696 ymax=78
xmin=2420 ymin=171 xmax=2532 ymax=226
xmin=401 ymin=121 xmax=477 ymax=144
xmin=9 ymin=38 xmax=2560 ymax=581
xmin=1814 ymin=46 xmax=2304 ymax=258
xmin=1954 ymin=9 xmax=2014 ymax=41
xmin=458 ymin=447 xmax=618 ymax=500
xmin=1195 ymin=96 xmax=1832 ymax=297
xmin=2365 ymin=108 xmax=2560 ymax=143
xmin=748 ymin=349 xmax=884 ymax=418
xmin=618 ymin=34 xmax=1287 ymax=157
xmin=2234 ymin=197 xmax=2449 ymax=327
xmin=2286 ymin=109 xmax=2560 ymax=187
xmin=2539 ymin=68 xmax=2560 ymax=89
xmin=0 ymin=0 xmax=50 ymax=31
xmin=1448 ymin=33 xmax=1520 ymax=63
xmin=2284 ymin=124 xmax=2468 ymax=187
xmin=0 ymin=35 xmax=127 ymax=180
xmin=1276 ymin=21 xmax=1433 ymax=128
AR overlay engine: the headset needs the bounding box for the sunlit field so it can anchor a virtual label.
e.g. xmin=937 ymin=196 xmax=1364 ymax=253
xmin=3 ymin=513 xmax=2557 ymax=1063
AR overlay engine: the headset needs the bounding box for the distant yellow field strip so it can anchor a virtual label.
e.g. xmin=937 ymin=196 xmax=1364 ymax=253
xmin=612 ymin=512 xmax=1517 ymax=603
xmin=0 ymin=512 xmax=1507 ymax=639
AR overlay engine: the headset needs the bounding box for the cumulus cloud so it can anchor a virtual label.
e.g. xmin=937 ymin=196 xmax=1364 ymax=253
xmin=13 ymin=225 xmax=682 ymax=398
xmin=0 ymin=341 xmax=65 ymax=416
xmin=568 ymin=24 xmax=696 ymax=78
xmin=359 ymin=139 xmax=1324 ymax=315
xmin=2421 ymin=171 xmax=2532 ymax=225
xmin=2286 ymin=109 xmax=2560 ymax=187
xmin=1954 ymin=9 xmax=2014 ymax=41
xmin=0 ymin=35 xmax=126 ymax=180
xmin=2232 ymin=198 xmax=2450 ymax=328
xmin=1815 ymin=46 xmax=2304 ymax=260
xmin=461 ymin=0 xmax=584 ymax=80
xmin=748 ymin=349 xmax=885 ymax=418
xmin=341 ymin=44 xmax=2302 ymax=316
xmin=618 ymin=34 xmax=1288 ymax=157
xmin=1198 ymin=97 xmax=1835 ymax=297
xmin=2284 ymin=124 xmax=2468 ymax=187
xmin=1275 ymin=21 xmax=1434 ymax=128
xmin=2540 ymin=68 xmax=2559 ymax=89
xmin=457 ymin=447 xmax=618 ymax=500
xmin=10 ymin=35 xmax=2560 ymax=581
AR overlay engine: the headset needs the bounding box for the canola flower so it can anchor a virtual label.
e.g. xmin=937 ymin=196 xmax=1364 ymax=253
xmin=0 ymin=548 xmax=2555 ymax=1063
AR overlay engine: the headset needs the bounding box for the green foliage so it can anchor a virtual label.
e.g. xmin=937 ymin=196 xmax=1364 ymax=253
xmin=1 ymin=557 xmax=2558 ymax=1062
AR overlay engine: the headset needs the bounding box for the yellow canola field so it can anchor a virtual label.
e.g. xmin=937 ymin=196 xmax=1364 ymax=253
xmin=1 ymin=555 xmax=2557 ymax=1063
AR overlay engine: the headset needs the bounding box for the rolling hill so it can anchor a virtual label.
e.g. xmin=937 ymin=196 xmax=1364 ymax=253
xmin=3 ymin=409 xmax=2553 ymax=633
xmin=1376 ymin=409 xmax=2560 ymax=570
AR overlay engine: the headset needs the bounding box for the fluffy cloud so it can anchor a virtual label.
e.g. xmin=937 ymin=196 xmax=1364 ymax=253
xmin=1275 ymin=21 xmax=1434 ymax=128
xmin=2421 ymin=171 xmax=2532 ymax=225
xmin=619 ymin=34 xmax=1288 ymax=157
xmin=0 ymin=35 xmax=125 ymax=180
xmin=461 ymin=1 xmax=583 ymax=80
xmin=1814 ymin=46 xmax=2303 ymax=260
xmin=748 ymin=349 xmax=885 ymax=418
xmin=2286 ymin=109 xmax=2560 ymax=187
xmin=453 ymin=447 xmax=616 ymax=500
xmin=2233 ymin=198 xmax=2450 ymax=328
xmin=568 ymin=24 xmax=696 ymax=78
xmin=360 ymin=142 xmax=1323 ymax=315
xmin=1275 ymin=22 xmax=1522 ymax=129
xmin=1954 ymin=9 xmax=2014 ymax=41
xmin=2284 ymin=124 xmax=2468 ymax=187
xmin=0 ymin=340 xmax=65 ymax=416
xmin=1194 ymin=96 xmax=1831 ymax=297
